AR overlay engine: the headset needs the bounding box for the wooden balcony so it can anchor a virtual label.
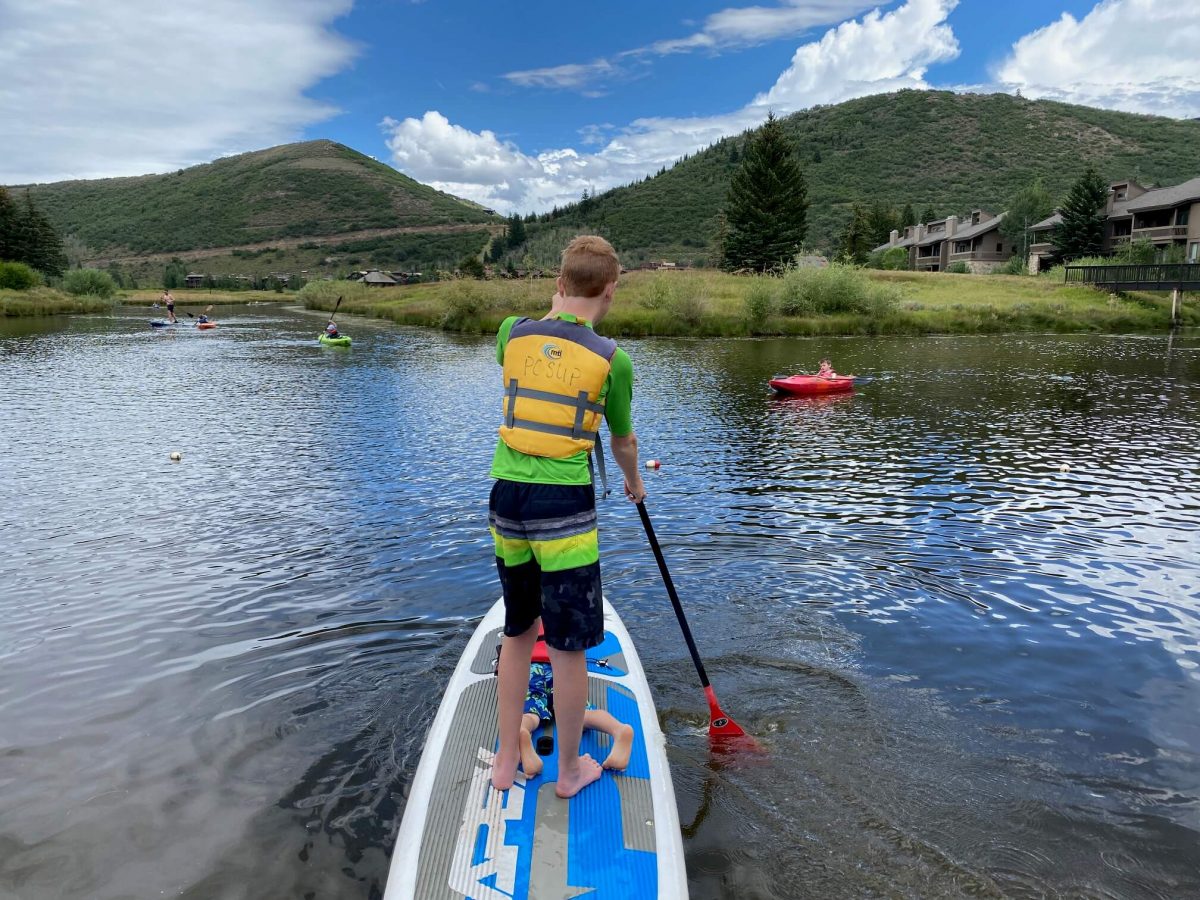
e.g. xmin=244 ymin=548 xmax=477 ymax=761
xmin=1131 ymin=225 xmax=1189 ymax=242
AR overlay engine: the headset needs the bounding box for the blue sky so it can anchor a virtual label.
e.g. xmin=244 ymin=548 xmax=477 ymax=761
xmin=2 ymin=0 xmax=1197 ymax=213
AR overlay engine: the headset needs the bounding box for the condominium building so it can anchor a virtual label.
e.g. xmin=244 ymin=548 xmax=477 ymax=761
xmin=1028 ymin=176 xmax=1200 ymax=272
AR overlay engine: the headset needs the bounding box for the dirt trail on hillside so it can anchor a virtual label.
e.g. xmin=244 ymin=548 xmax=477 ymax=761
xmin=86 ymin=222 xmax=504 ymax=267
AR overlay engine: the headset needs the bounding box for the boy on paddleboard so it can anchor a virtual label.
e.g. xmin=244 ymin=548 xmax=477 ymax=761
xmin=488 ymin=235 xmax=646 ymax=799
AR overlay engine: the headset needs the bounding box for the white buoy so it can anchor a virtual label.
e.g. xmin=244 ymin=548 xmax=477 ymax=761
xmin=1058 ymin=463 xmax=1070 ymax=473
xmin=645 ymin=459 xmax=661 ymax=470
xmin=170 ymin=451 xmax=183 ymax=462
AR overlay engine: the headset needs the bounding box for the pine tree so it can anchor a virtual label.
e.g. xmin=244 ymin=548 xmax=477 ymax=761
xmin=721 ymin=112 xmax=808 ymax=273
xmin=1052 ymin=167 xmax=1108 ymax=260
xmin=24 ymin=194 xmax=66 ymax=275
xmin=865 ymin=200 xmax=899 ymax=247
xmin=837 ymin=203 xmax=873 ymax=264
xmin=0 ymin=187 xmax=19 ymax=261
xmin=506 ymin=213 xmax=526 ymax=249
xmin=5 ymin=192 xmax=67 ymax=275
xmin=900 ymin=203 xmax=917 ymax=228
xmin=1001 ymin=178 xmax=1055 ymax=260
xmin=920 ymin=205 xmax=937 ymax=224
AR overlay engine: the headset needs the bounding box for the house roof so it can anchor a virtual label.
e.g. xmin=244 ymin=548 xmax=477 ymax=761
xmin=949 ymin=212 xmax=1005 ymax=242
xmin=1124 ymin=176 xmax=1200 ymax=213
xmin=1029 ymin=212 xmax=1062 ymax=232
xmin=362 ymin=270 xmax=398 ymax=284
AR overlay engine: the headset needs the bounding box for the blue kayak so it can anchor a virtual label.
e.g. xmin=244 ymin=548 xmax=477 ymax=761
xmin=149 ymin=320 xmax=179 ymax=328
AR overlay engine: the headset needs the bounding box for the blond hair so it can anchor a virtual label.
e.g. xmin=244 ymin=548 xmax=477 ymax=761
xmin=560 ymin=235 xmax=620 ymax=298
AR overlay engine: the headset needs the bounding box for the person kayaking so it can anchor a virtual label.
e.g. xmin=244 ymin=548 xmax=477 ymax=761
xmin=517 ymin=658 xmax=635 ymax=777
xmin=197 ymin=313 xmax=210 ymax=324
xmin=161 ymin=290 xmax=176 ymax=323
xmin=325 ymin=321 xmax=340 ymax=339
xmin=489 ymin=234 xmax=646 ymax=799
xmin=818 ymin=358 xmax=838 ymax=378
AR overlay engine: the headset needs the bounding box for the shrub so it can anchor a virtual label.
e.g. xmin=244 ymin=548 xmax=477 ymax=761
xmin=297 ymin=279 xmax=372 ymax=308
xmin=63 ymin=268 xmax=117 ymax=298
xmin=671 ymin=290 xmax=705 ymax=326
xmin=999 ymin=255 xmax=1028 ymax=275
xmin=1117 ymin=239 xmax=1156 ymax=265
xmin=945 ymin=261 xmax=970 ymax=274
xmin=867 ymin=247 xmax=908 ymax=270
xmin=442 ymin=280 xmax=492 ymax=329
xmin=639 ymin=276 xmax=677 ymax=310
xmin=778 ymin=263 xmax=901 ymax=317
xmin=744 ymin=278 xmax=775 ymax=329
xmin=779 ymin=268 xmax=815 ymax=315
xmin=0 ymin=261 xmax=39 ymax=290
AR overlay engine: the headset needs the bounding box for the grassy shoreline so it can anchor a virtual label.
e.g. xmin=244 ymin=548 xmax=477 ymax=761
xmin=1 ymin=287 xmax=116 ymax=317
xmin=6 ymin=271 xmax=1193 ymax=334
xmin=1 ymin=286 xmax=299 ymax=317
xmin=298 ymin=269 xmax=1196 ymax=337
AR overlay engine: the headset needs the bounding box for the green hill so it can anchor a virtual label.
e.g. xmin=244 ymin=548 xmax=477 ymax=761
xmin=535 ymin=90 xmax=1200 ymax=264
xmin=10 ymin=140 xmax=498 ymax=256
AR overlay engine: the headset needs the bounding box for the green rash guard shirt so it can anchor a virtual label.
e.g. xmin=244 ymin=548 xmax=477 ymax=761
xmin=490 ymin=313 xmax=634 ymax=485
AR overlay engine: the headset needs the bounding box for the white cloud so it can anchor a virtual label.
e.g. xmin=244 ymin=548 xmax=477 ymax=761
xmin=755 ymin=0 xmax=958 ymax=108
xmin=994 ymin=0 xmax=1200 ymax=118
xmin=384 ymin=0 xmax=960 ymax=214
xmin=0 ymin=0 xmax=356 ymax=184
xmin=504 ymin=59 xmax=618 ymax=91
xmin=502 ymin=0 xmax=876 ymax=92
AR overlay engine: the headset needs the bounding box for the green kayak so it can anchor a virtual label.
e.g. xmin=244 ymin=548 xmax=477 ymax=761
xmin=319 ymin=333 xmax=352 ymax=347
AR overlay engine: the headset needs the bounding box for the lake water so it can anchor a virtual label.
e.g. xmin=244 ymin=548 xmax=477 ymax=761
xmin=2 ymin=305 xmax=1198 ymax=899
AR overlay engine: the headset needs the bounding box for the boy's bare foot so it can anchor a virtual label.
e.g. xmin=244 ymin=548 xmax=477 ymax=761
xmin=491 ymin=748 xmax=520 ymax=791
xmin=602 ymin=723 xmax=635 ymax=771
xmin=555 ymin=754 xmax=603 ymax=798
xmin=519 ymin=728 xmax=543 ymax=777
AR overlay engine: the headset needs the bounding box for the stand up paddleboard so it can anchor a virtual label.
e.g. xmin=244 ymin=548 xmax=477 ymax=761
xmin=385 ymin=597 xmax=687 ymax=899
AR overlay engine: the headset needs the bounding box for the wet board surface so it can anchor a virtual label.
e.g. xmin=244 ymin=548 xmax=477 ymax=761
xmin=385 ymin=597 xmax=687 ymax=900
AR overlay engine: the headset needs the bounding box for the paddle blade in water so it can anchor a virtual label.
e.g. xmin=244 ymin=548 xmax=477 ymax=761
xmin=704 ymin=685 xmax=752 ymax=741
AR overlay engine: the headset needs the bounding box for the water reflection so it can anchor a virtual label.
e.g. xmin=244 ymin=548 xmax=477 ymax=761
xmin=1 ymin=309 xmax=1198 ymax=899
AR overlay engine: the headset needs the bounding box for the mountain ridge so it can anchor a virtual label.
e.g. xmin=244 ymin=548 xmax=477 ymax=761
xmin=536 ymin=90 xmax=1200 ymax=264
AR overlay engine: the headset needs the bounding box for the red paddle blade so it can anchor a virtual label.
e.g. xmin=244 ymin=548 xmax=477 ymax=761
xmin=704 ymin=685 xmax=756 ymax=744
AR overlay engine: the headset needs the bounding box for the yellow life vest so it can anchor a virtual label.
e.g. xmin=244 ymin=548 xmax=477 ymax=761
xmin=499 ymin=316 xmax=617 ymax=458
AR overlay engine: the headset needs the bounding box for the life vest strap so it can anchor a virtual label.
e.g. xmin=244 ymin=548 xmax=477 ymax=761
xmin=590 ymin=434 xmax=610 ymax=499
xmin=506 ymin=379 xmax=606 ymax=415
xmin=509 ymin=416 xmax=600 ymax=443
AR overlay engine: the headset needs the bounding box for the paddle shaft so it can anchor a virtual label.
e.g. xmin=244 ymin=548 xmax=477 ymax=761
xmin=636 ymin=501 xmax=711 ymax=689
xmin=328 ymin=295 xmax=343 ymax=326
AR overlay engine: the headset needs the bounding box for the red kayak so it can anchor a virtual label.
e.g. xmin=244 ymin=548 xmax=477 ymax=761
xmin=197 ymin=321 xmax=218 ymax=330
xmin=769 ymin=374 xmax=855 ymax=395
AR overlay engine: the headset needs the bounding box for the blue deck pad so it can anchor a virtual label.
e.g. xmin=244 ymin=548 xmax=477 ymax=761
xmin=483 ymin=632 xmax=656 ymax=899
xmin=585 ymin=631 xmax=627 ymax=676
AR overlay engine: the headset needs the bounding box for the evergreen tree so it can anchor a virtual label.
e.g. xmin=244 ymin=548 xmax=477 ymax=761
xmin=506 ymin=213 xmax=526 ymax=249
xmin=1052 ymin=167 xmax=1108 ymax=260
xmin=1001 ymin=178 xmax=1055 ymax=261
xmin=836 ymin=203 xmax=873 ymax=264
xmin=812 ymin=148 xmax=822 ymax=164
xmin=900 ymin=203 xmax=917 ymax=228
xmin=865 ymin=200 xmax=899 ymax=247
xmin=721 ymin=112 xmax=808 ymax=273
xmin=0 ymin=187 xmax=18 ymax=261
xmin=920 ymin=205 xmax=937 ymax=224
xmin=22 ymin=193 xmax=66 ymax=276
xmin=2 ymin=192 xmax=67 ymax=275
